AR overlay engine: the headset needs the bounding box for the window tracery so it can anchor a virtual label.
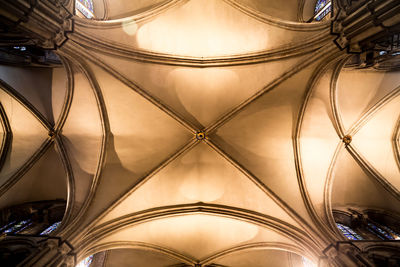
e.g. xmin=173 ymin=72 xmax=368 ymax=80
xmin=75 ymin=0 xmax=95 ymax=19
xmin=333 ymin=209 xmax=400 ymax=241
xmin=367 ymin=222 xmax=400 ymax=240
xmin=3 ymin=220 xmax=32 ymax=234
xmin=336 ymin=223 xmax=364 ymax=240
xmin=39 ymin=221 xmax=61 ymax=236
xmin=76 ymin=255 xmax=93 ymax=267
xmin=314 ymin=0 xmax=331 ymax=21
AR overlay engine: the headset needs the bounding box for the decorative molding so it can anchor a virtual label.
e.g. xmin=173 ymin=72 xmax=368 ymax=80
xmin=62 ymin=42 xmax=199 ymax=133
xmin=324 ymin=141 xmax=347 ymax=241
xmin=0 ymin=79 xmax=53 ymax=131
xmin=293 ymin=52 xmax=346 ymax=245
xmin=205 ymin=44 xmax=338 ymax=134
xmin=200 ymin=242 xmax=311 ymax=265
xmin=329 ymin=57 xmax=350 ymax=138
xmin=346 ymin=84 xmax=400 ymax=137
xmin=223 ymin=0 xmax=330 ymax=31
xmin=84 ymin=241 xmax=195 ymax=265
xmin=0 ymin=138 xmax=54 ymax=197
xmin=54 ymin=136 xmax=75 ymax=233
xmin=0 ymin=102 xmax=12 ymax=172
xmin=69 ymin=29 xmax=332 ymax=68
xmin=75 ymin=0 xmax=188 ymax=28
xmin=73 ymin=138 xmax=199 ymax=244
xmin=54 ymin=53 xmax=110 ymax=241
xmin=78 ymin=203 xmax=321 ymax=256
xmin=203 ymin=139 xmax=325 ymax=248
xmin=346 ymin=144 xmax=400 ymax=201
xmin=393 ymin=115 xmax=400 ymax=173
xmin=54 ymin=55 xmax=74 ymax=134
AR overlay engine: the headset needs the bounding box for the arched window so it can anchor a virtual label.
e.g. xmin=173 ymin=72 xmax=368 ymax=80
xmin=367 ymin=222 xmax=400 ymax=240
xmin=39 ymin=221 xmax=62 ymax=236
xmin=4 ymin=220 xmax=32 ymax=234
xmin=76 ymin=0 xmax=95 ymax=19
xmin=314 ymin=0 xmax=331 ymax=21
xmin=0 ymin=200 xmax=66 ymax=236
xmin=336 ymin=223 xmax=363 ymax=240
xmin=76 ymin=255 xmax=93 ymax=267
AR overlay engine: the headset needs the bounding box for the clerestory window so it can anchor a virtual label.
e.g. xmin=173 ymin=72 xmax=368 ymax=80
xmin=314 ymin=0 xmax=331 ymax=21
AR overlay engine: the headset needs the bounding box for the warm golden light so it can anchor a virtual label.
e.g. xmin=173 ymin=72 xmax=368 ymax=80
xmin=166 ymin=68 xmax=239 ymax=126
xmin=136 ymin=0 xmax=270 ymax=56
xmin=122 ymin=20 xmax=138 ymax=36
xmin=100 ymin=214 xmax=259 ymax=259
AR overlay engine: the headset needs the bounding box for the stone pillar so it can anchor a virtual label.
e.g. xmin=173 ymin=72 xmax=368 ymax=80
xmin=0 ymin=235 xmax=76 ymax=267
xmin=0 ymin=0 xmax=74 ymax=48
xmin=322 ymin=242 xmax=374 ymax=267
xmin=331 ymin=0 xmax=400 ymax=67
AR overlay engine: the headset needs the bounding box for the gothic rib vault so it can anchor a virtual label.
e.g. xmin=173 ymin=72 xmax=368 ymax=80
xmin=0 ymin=0 xmax=400 ymax=266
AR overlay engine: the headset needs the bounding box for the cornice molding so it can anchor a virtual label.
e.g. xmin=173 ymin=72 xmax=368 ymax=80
xmin=68 ymin=29 xmax=332 ymax=67
xmin=78 ymin=203 xmax=321 ymax=256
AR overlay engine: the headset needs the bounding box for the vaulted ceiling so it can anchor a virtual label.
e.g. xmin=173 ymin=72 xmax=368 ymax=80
xmin=0 ymin=0 xmax=399 ymax=266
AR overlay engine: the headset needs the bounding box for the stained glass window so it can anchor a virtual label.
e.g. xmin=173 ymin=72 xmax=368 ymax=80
xmin=367 ymin=222 xmax=400 ymax=240
xmin=4 ymin=220 xmax=31 ymax=234
xmin=40 ymin=221 xmax=61 ymax=236
xmin=0 ymin=221 xmax=16 ymax=232
xmin=336 ymin=223 xmax=363 ymax=240
xmin=314 ymin=0 xmax=331 ymax=21
xmin=76 ymin=0 xmax=94 ymax=19
xmin=76 ymin=255 xmax=93 ymax=267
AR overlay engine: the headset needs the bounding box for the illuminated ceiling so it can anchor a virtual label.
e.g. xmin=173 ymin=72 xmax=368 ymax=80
xmin=0 ymin=0 xmax=399 ymax=266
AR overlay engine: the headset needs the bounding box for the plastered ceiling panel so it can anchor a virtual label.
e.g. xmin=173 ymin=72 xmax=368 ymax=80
xmin=212 ymin=249 xmax=304 ymax=267
xmin=331 ymin=148 xmax=400 ymax=214
xmin=98 ymin=142 xmax=300 ymax=228
xmin=336 ymin=68 xmax=400 ymax=132
xmin=300 ymin=64 xmax=339 ymax=219
xmin=75 ymin=0 xmax=318 ymax=57
xmin=235 ymin=0 xmax=300 ymax=21
xmin=351 ymin=94 xmax=400 ymax=191
xmin=0 ymin=144 xmax=67 ymax=209
xmin=61 ymin=65 xmax=103 ymax=213
xmin=96 ymin=214 xmax=297 ymax=260
xmin=81 ymin=62 xmax=193 ymax=223
xmin=85 ymin=51 xmax=308 ymax=128
xmin=0 ymin=91 xmax=47 ymax=187
xmin=104 ymin=248 xmax=182 ymax=267
xmin=212 ymin=63 xmax=319 ymax=226
xmin=0 ymin=65 xmax=56 ymax=125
